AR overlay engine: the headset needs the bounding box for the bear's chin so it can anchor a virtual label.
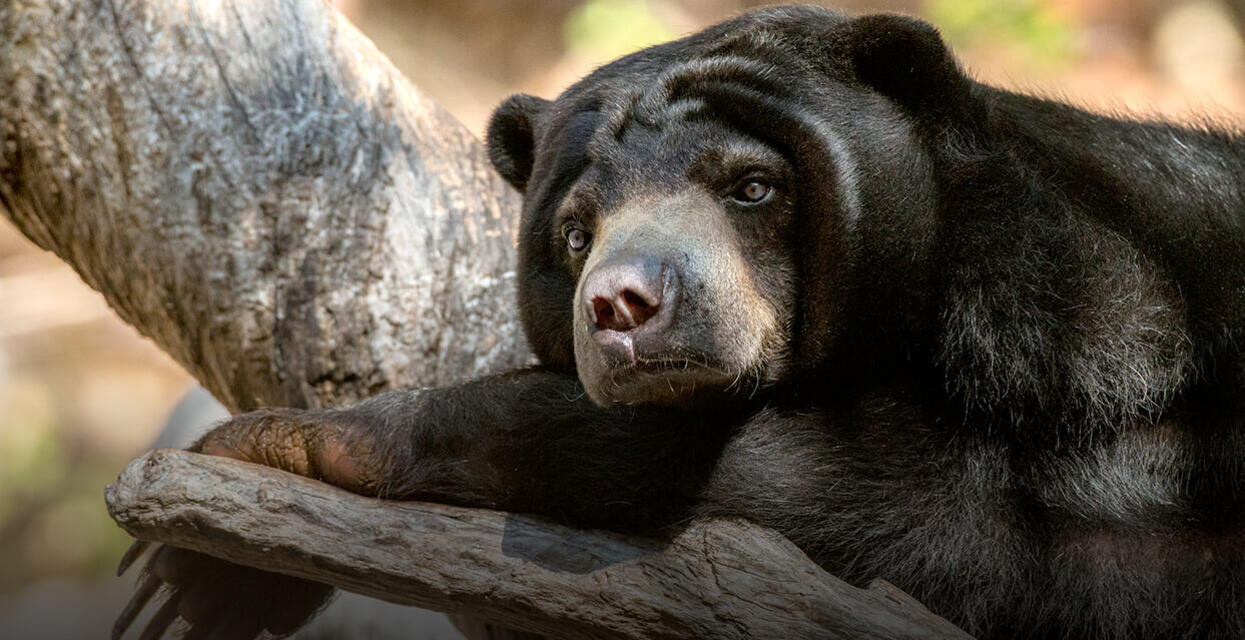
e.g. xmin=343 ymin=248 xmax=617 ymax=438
xmin=576 ymin=356 xmax=745 ymax=407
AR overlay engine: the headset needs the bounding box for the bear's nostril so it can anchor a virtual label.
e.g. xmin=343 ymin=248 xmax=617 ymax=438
xmin=621 ymin=289 xmax=658 ymax=324
xmin=593 ymin=297 xmax=617 ymax=326
xmin=622 ymin=290 xmax=649 ymax=309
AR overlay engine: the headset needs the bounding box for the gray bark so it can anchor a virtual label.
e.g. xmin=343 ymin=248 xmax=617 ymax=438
xmin=108 ymin=449 xmax=973 ymax=640
xmin=2 ymin=0 xmax=973 ymax=638
xmin=0 ymin=0 xmax=530 ymax=413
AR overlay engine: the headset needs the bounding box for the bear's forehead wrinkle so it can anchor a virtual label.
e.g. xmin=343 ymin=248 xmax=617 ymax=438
xmin=645 ymin=55 xmax=787 ymax=112
xmin=581 ymin=49 xmax=798 ymax=167
xmin=580 ymin=99 xmax=787 ymax=185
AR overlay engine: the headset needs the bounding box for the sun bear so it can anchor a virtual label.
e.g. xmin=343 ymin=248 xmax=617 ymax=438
xmin=114 ymin=7 xmax=1244 ymax=639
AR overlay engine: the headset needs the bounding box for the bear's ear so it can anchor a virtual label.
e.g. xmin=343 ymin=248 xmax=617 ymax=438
xmin=842 ymin=14 xmax=974 ymax=124
xmin=486 ymin=93 xmax=552 ymax=192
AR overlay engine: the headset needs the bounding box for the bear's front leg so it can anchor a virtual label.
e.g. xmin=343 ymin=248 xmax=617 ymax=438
xmin=113 ymin=368 xmax=732 ymax=639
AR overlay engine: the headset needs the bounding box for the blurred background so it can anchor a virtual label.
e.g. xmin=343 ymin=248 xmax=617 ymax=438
xmin=2 ymin=0 xmax=1244 ymax=637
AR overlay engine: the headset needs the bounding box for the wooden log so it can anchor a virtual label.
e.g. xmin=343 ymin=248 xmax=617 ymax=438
xmin=107 ymin=449 xmax=974 ymax=640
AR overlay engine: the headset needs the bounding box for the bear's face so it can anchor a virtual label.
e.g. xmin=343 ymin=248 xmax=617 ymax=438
xmin=553 ymin=118 xmax=799 ymax=406
xmin=488 ymin=7 xmax=952 ymax=406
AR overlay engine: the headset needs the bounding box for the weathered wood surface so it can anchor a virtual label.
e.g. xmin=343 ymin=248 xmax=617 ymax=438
xmin=107 ymin=449 xmax=974 ymax=640
xmin=0 ymin=0 xmax=530 ymax=413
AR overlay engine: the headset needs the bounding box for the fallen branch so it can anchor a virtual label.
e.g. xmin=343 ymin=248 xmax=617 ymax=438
xmin=106 ymin=449 xmax=973 ymax=640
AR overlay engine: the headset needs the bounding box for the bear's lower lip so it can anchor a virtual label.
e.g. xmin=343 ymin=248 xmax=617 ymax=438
xmin=605 ymin=359 xmax=742 ymax=406
xmin=590 ymin=329 xmax=736 ymax=383
xmin=592 ymin=332 xmax=725 ymax=374
xmin=631 ymin=358 xmax=710 ymax=374
xmin=591 ymin=329 xmax=639 ymax=364
xmin=591 ymin=330 xmax=695 ymax=370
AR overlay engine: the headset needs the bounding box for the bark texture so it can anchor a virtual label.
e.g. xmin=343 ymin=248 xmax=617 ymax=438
xmin=0 ymin=0 xmax=530 ymax=412
xmin=108 ymin=449 xmax=973 ymax=640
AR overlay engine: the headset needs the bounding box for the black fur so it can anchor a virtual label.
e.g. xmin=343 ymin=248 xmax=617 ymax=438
xmin=147 ymin=7 xmax=1245 ymax=639
xmin=470 ymin=7 xmax=1242 ymax=636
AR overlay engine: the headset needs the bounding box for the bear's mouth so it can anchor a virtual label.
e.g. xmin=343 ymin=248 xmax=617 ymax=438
xmin=583 ymin=326 xmax=753 ymax=405
xmin=611 ymin=354 xmax=744 ymax=397
xmin=608 ymin=360 xmax=749 ymax=407
xmin=631 ymin=356 xmax=733 ymax=376
xmin=592 ymin=328 xmax=734 ymax=376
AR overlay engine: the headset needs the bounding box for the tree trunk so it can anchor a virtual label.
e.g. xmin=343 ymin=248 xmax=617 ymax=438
xmin=0 ymin=0 xmax=530 ymax=414
xmin=1 ymin=1 xmax=973 ymax=638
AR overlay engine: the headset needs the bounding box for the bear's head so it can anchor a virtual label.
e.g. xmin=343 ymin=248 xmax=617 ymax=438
xmin=487 ymin=7 xmax=975 ymax=406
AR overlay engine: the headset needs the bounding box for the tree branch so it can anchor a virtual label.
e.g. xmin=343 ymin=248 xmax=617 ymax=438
xmin=0 ymin=0 xmax=529 ymax=412
xmin=107 ymin=449 xmax=972 ymax=640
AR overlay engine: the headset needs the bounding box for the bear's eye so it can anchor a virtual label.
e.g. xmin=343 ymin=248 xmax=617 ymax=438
xmin=564 ymin=226 xmax=591 ymax=253
xmin=732 ymin=180 xmax=773 ymax=204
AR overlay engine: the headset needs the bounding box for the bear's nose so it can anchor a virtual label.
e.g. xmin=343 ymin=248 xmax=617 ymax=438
xmin=582 ymin=258 xmax=668 ymax=332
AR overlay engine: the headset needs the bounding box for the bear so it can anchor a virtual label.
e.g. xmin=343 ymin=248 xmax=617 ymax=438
xmin=114 ymin=6 xmax=1245 ymax=640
